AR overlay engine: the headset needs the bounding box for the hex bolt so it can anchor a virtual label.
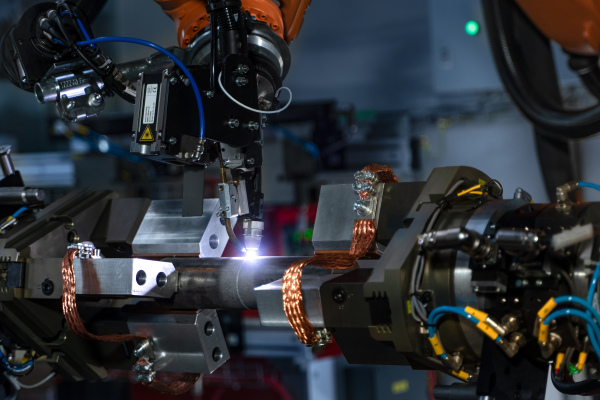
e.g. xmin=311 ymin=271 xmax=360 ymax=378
xmin=135 ymin=373 xmax=144 ymax=382
xmin=133 ymin=364 xmax=142 ymax=372
xmin=205 ymin=91 xmax=215 ymax=98
xmin=353 ymin=200 xmax=371 ymax=216
xmin=236 ymin=77 xmax=249 ymax=86
xmin=228 ymin=119 xmax=240 ymax=128
xmin=169 ymin=76 xmax=178 ymax=85
xmin=66 ymin=100 xmax=76 ymax=110
xmin=168 ymin=137 xmax=177 ymax=145
xmin=133 ymin=341 xmax=150 ymax=358
xmin=88 ymin=93 xmax=103 ymax=107
xmin=237 ymin=64 xmax=249 ymax=74
xmin=248 ymin=121 xmax=260 ymax=131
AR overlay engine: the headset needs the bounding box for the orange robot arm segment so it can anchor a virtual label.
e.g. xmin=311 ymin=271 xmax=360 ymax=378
xmin=515 ymin=0 xmax=600 ymax=56
xmin=154 ymin=0 xmax=310 ymax=48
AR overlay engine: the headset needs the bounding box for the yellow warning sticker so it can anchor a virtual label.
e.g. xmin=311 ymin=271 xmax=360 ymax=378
xmin=140 ymin=125 xmax=154 ymax=142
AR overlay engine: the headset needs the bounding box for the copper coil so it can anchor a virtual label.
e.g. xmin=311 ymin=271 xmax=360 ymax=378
xmin=282 ymin=219 xmax=376 ymax=345
xmin=283 ymin=164 xmax=399 ymax=345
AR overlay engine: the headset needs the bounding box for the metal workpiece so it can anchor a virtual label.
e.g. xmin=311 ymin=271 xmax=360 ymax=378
xmin=255 ymin=275 xmax=338 ymax=328
xmin=132 ymin=199 xmax=233 ymax=257
xmin=0 ymin=187 xmax=45 ymax=205
xmin=128 ymin=310 xmax=229 ymax=373
xmin=167 ymin=257 xmax=307 ymax=310
xmin=73 ymin=258 xmax=177 ymax=298
xmin=0 ymin=145 xmax=15 ymax=177
xmin=243 ymin=219 xmax=264 ymax=253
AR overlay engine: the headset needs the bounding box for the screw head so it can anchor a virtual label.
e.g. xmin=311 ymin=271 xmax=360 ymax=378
xmin=237 ymin=64 xmax=249 ymax=74
xmin=88 ymin=93 xmax=103 ymax=107
xmin=248 ymin=121 xmax=260 ymax=131
xmin=66 ymin=100 xmax=76 ymax=110
xmin=169 ymin=76 xmax=178 ymax=85
xmin=535 ymin=279 xmax=543 ymax=287
xmin=168 ymin=137 xmax=177 ymax=145
xmin=246 ymin=158 xmax=255 ymax=165
xmin=353 ymin=200 xmax=371 ymax=216
xmin=236 ymin=77 xmax=249 ymax=86
xmin=332 ymin=288 xmax=347 ymax=304
xmin=228 ymin=119 xmax=240 ymax=128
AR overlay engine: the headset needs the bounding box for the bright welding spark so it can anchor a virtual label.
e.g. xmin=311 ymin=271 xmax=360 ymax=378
xmin=244 ymin=249 xmax=259 ymax=261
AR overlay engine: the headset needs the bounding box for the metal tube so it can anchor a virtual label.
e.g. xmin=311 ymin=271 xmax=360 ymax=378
xmin=0 ymin=187 xmax=45 ymax=204
xmin=167 ymin=257 xmax=318 ymax=310
xmin=0 ymin=146 xmax=15 ymax=177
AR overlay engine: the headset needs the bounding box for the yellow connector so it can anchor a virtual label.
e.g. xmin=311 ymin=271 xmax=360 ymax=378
xmin=457 ymin=184 xmax=482 ymax=197
xmin=451 ymin=370 xmax=471 ymax=381
xmin=465 ymin=306 xmax=488 ymax=322
xmin=555 ymin=352 xmax=564 ymax=371
xmin=578 ymin=352 xmax=588 ymax=371
xmin=538 ymin=298 xmax=557 ymax=319
xmin=538 ymin=324 xmax=549 ymax=343
xmin=476 ymin=321 xmax=499 ymax=341
xmin=428 ymin=335 xmax=445 ymax=356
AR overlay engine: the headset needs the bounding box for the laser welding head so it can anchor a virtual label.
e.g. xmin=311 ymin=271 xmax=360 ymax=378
xmin=243 ymin=219 xmax=264 ymax=254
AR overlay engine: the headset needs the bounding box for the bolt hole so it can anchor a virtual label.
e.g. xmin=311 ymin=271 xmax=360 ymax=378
xmin=67 ymin=230 xmax=79 ymax=244
xmin=136 ymin=270 xmax=147 ymax=286
xmin=156 ymin=272 xmax=167 ymax=288
xmin=209 ymin=234 xmax=219 ymax=249
xmin=212 ymin=347 xmax=223 ymax=362
xmin=204 ymin=321 xmax=215 ymax=336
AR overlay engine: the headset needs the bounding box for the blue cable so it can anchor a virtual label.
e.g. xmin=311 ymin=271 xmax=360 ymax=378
xmin=76 ymin=37 xmax=205 ymax=140
xmin=578 ymin=182 xmax=600 ymax=192
xmin=59 ymin=11 xmax=92 ymax=42
xmin=428 ymin=306 xmax=480 ymax=337
xmin=587 ymin=264 xmax=600 ymax=354
xmin=11 ymin=207 xmax=28 ymax=218
xmin=554 ymin=294 xmax=600 ymax=354
xmin=545 ymin=309 xmax=600 ymax=357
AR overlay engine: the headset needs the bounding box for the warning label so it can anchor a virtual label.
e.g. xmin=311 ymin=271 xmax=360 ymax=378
xmin=140 ymin=125 xmax=154 ymax=142
xmin=143 ymin=84 xmax=158 ymax=125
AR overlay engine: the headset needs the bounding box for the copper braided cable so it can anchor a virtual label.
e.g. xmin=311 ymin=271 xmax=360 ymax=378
xmin=62 ymin=249 xmax=201 ymax=395
xmin=136 ymin=360 xmax=201 ymax=395
xmin=282 ymin=219 xmax=376 ymax=345
xmin=282 ymin=164 xmax=399 ymax=345
xmin=62 ymin=249 xmax=146 ymax=342
xmin=363 ymin=164 xmax=400 ymax=183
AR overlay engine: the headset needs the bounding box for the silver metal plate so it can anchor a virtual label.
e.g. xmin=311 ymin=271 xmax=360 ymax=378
xmin=132 ymin=199 xmax=234 ymax=256
xmin=73 ymin=258 xmax=176 ymax=298
xmin=128 ymin=310 xmax=229 ymax=373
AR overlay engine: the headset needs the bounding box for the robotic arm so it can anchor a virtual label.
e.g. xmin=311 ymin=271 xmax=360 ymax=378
xmin=0 ymin=0 xmax=310 ymax=254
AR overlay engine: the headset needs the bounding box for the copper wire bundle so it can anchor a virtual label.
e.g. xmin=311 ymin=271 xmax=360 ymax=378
xmin=62 ymin=248 xmax=146 ymax=342
xmin=282 ymin=164 xmax=399 ymax=345
xmin=61 ymin=249 xmax=200 ymax=394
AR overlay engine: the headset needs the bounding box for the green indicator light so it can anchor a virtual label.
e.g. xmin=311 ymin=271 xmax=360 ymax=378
xmin=465 ymin=20 xmax=479 ymax=36
xmin=304 ymin=228 xmax=313 ymax=241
